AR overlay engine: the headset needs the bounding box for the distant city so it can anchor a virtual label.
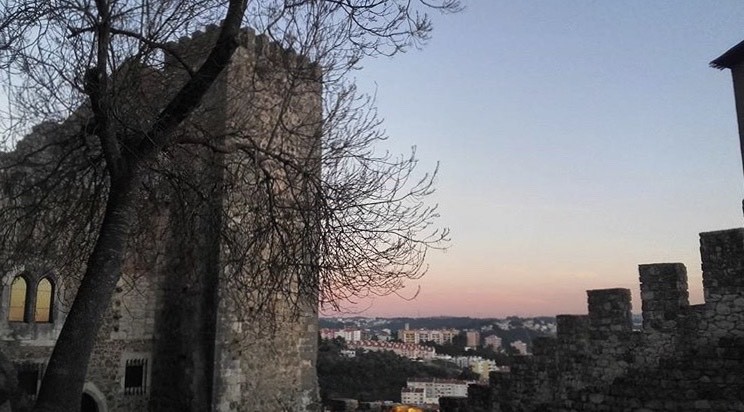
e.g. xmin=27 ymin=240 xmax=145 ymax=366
xmin=320 ymin=315 xmax=559 ymax=351
xmin=317 ymin=315 xmax=646 ymax=409
xmin=318 ymin=315 xmax=554 ymax=408
xmin=320 ymin=314 xmax=644 ymax=337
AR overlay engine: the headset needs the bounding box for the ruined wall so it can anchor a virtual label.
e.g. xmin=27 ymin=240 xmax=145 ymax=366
xmin=474 ymin=228 xmax=744 ymax=412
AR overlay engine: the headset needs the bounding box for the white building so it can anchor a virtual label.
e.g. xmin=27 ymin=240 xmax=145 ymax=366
xmin=470 ymin=359 xmax=502 ymax=381
xmin=319 ymin=328 xmax=364 ymax=343
xmin=347 ymin=340 xmax=435 ymax=360
xmin=484 ymin=335 xmax=502 ymax=350
xmin=465 ymin=331 xmax=480 ymax=348
xmin=449 ymin=356 xmax=503 ymax=381
xmin=511 ymin=340 xmax=529 ymax=355
xmin=402 ymin=378 xmax=473 ymax=405
xmin=400 ymin=387 xmax=425 ymax=405
xmin=339 ymin=329 xmax=363 ymax=342
xmin=397 ymin=324 xmax=458 ymax=345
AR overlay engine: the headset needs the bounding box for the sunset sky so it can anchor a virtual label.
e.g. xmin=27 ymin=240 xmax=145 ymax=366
xmin=325 ymin=2 xmax=744 ymax=318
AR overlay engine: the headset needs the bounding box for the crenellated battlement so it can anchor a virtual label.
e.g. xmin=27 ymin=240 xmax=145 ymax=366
xmin=455 ymin=227 xmax=744 ymax=412
xmin=164 ymin=24 xmax=318 ymax=77
xmin=444 ymin=37 xmax=744 ymax=411
xmin=639 ymin=263 xmax=689 ymax=332
xmin=701 ymin=228 xmax=744 ymax=301
xmin=587 ymin=288 xmax=633 ymax=333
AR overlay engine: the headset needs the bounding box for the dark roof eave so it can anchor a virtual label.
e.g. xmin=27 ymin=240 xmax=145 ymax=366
xmin=711 ymin=39 xmax=744 ymax=70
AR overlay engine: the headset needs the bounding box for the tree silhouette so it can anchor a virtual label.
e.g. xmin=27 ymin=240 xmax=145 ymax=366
xmin=0 ymin=1 xmax=459 ymax=410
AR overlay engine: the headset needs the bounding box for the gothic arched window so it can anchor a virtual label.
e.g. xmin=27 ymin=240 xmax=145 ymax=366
xmin=34 ymin=278 xmax=53 ymax=323
xmin=8 ymin=276 xmax=27 ymax=322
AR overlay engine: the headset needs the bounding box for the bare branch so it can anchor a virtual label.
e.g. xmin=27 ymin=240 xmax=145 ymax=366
xmin=0 ymin=0 xmax=457 ymax=409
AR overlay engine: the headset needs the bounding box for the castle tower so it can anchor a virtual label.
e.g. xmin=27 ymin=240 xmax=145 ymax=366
xmin=0 ymin=26 xmax=321 ymax=412
xmin=151 ymin=27 xmax=322 ymax=411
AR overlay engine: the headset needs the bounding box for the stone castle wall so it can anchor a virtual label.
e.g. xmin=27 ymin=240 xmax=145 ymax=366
xmin=0 ymin=25 xmax=320 ymax=412
xmin=453 ymin=228 xmax=744 ymax=411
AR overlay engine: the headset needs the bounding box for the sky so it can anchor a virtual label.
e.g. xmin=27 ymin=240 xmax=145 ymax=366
xmin=324 ymin=2 xmax=744 ymax=318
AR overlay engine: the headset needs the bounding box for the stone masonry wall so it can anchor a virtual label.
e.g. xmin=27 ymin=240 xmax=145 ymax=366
xmin=210 ymin=27 xmax=321 ymax=411
xmin=0 ymin=25 xmax=320 ymax=412
xmin=155 ymin=26 xmax=322 ymax=411
xmin=464 ymin=228 xmax=744 ymax=412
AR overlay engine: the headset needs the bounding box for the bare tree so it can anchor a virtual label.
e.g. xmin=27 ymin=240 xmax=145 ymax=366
xmin=0 ymin=0 xmax=457 ymax=410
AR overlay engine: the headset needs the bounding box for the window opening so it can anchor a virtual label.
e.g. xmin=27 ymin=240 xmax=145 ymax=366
xmin=34 ymin=278 xmax=53 ymax=323
xmin=16 ymin=362 xmax=44 ymax=400
xmin=8 ymin=276 xmax=27 ymax=322
xmin=124 ymin=358 xmax=147 ymax=395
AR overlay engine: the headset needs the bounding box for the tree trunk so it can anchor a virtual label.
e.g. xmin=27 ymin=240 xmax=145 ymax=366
xmin=33 ymin=172 xmax=139 ymax=412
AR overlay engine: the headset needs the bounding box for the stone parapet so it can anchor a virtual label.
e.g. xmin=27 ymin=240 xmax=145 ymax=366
xmin=474 ymin=226 xmax=744 ymax=411
xmin=701 ymin=228 xmax=744 ymax=302
xmin=639 ymin=263 xmax=689 ymax=332
xmin=165 ymin=25 xmax=319 ymax=80
xmin=587 ymin=288 xmax=632 ymax=333
xmin=556 ymin=314 xmax=589 ymax=340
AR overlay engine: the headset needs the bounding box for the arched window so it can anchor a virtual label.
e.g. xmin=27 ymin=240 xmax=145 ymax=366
xmin=34 ymin=278 xmax=53 ymax=323
xmin=8 ymin=276 xmax=27 ymax=322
